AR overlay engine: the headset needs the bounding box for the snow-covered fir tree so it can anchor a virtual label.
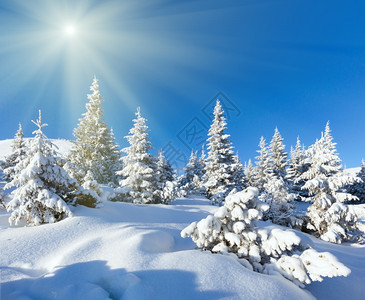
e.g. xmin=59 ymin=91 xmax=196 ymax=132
xmin=346 ymin=160 xmax=365 ymax=203
xmin=203 ymin=100 xmax=236 ymax=204
xmin=82 ymin=170 xmax=102 ymax=198
xmin=198 ymin=145 xmax=206 ymax=178
xmin=114 ymin=108 xmax=160 ymax=204
xmin=252 ymin=134 xmax=297 ymax=227
xmin=5 ymin=111 xmax=98 ymax=226
xmin=181 ymin=187 xmax=350 ymax=287
xmin=259 ymin=175 xmax=298 ymax=227
xmin=244 ymin=159 xmax=256 ymax=187
xmin=253 ymin=137 xmax=272 ymax=191
xmin=286 ymin=137 xmax=309 ymax=198
xmin=0 ymin=186 xmax=7 ymax=209
xmin=231 ymin=153 xmax=245 ymax=191
xmin=156 ymin=150 xmax=177 ymax=203
xmin=269 ymin=127 xmax=288 ymax=179
xmin=2 ymin=123 xmax=27 ymax=182
xmin=67 ymin=77 xmax=120 ymax=185
xmin=157 ymin=151 xmax=175 ymax=183
xmin=299 ymin=122 xmax=362 ymax=243
xmin=180 ymin=151 xmax=204 ymax=195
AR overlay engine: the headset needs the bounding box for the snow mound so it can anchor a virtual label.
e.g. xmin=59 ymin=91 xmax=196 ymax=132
xmin=138 ymin=230 xmax=175 ymax=253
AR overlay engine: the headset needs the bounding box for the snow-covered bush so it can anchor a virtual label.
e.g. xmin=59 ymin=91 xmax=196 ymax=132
xmin=5 ymin=111 xmax=98 ymax=226
xmin=181 ymin=187 xmax=350 ymax=287
xmin=299 ymin=122 xmax=362 ymax=243
xmin=82 ymin=171 xmax=103 ymax=200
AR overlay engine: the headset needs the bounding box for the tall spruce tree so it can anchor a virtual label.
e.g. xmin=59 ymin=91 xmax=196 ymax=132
xmin=115 ymin=108 xmax=160 ymax=204
xmin=2 ymin=123 xmax=27 ymax=182
xmin=253 ymin=136 xmax=272 ymax=191
xmin=5 ymin=111 xmax=97 ymax=226
xmin=269 ymin=127 xmax=288 ymax=179
xmin=203 ymin=100 xmax=236 ymax=203
xmin=287 ymin=137 xmax=310 ymax=199
xmin=67 ymin=77 xmax=120 ymax=185
xmin=299 ymin=122 xmax=362 ymax=243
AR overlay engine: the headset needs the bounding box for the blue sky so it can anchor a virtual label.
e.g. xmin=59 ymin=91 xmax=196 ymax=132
xmin=1 ymin=0 xmax=364 ymax=169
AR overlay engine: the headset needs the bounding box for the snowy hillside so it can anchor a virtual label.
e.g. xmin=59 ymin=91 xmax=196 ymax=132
xmin=343 ymin=167 xmax=360 ymax=177
xmin=0 ymin=194 xmax=364 ymax=300
xmin=0 ymin=138 xmax=72 ymax=161
xmin=1 ymin=138 xmax=365 ymax=300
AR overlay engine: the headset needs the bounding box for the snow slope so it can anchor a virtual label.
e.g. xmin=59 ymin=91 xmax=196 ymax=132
xmin=1 ymin=196 xmax=315 ymax=300
xmin=0 ymin=138 xmax=72 ymax=161
xmin=1 ymin=194 xmax=365 ymax=300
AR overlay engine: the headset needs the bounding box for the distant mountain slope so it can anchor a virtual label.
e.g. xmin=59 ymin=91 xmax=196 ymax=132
xmin=0 ymin=139 xmax=73 ymax=160
xmin=343 ymin=167 xmax=360 ymax=176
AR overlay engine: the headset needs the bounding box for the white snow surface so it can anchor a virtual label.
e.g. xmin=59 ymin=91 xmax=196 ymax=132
xmin=1 ymin=140 xmax=365 ymax=299
xmin=1 ymin=195 xmax=365 ymax=300
xmin=0 ymin=195 xmax=311 ymax=300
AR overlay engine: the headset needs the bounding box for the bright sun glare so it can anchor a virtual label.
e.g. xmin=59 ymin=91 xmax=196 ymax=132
xmin=64 ymin=25 xmax=76 ymax=36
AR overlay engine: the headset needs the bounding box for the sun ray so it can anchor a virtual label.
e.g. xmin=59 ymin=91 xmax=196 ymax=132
xmin=0 ymin=0 xmax=246 ymax=140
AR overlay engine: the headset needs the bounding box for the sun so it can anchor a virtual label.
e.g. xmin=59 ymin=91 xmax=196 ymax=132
xmin=64 ymin=24 xmax=76 ymax=36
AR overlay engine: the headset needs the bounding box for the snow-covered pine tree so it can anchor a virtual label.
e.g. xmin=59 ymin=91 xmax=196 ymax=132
xmin=114 ymin=107 xmax=160 ymax=204
xmin=231 ymin=153 xmax=245 ymax=191
xmin=253 ymin=137 xmax=272 ymax=191
xmin=269 ymin=127 xmax=288 ymax=179
xmin=157 ymin=150 xmax=175 ymax=183
xmin=198 ymin=145 xmax=206 ymax=178
xmin=156 ymin=150 xmax=177 ymax=203
xmin=5 ymin=111 xmax=97 ymax=226
xmin=253 ymin=134 xmax=297 ymax=227
xmin=2 ymin=123 xmax=27 ymax=182
xmin=0 ymin=186 xmax=7 ymax=209
xmin=259 ymin=175 xmax=298 ymax=227
xmin=67 ymin=77 xmax=120 ymax=185
xmin=299 ymin=122 xmax=362 ymax=243
xmin=346 ymin=160 xmax=365 ymax=204
xmin=181 ymin=187 xmax=350 ymax=287
xmin=180 ymin=151 xmax=203 ymax=195
xmin=82 ymin=170 xmax=102 ymax=197
xmin=244 ymin=159 xmax=256 ymax=187
xmin=203 ymin=100 xmax=236 ymax=204
xmin=287 ymin=137 xmax=307 ymax=196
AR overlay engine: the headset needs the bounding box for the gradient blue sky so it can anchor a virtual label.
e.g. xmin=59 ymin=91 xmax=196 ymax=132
xmin=1 ymin=0 xmax=364 ymax=168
